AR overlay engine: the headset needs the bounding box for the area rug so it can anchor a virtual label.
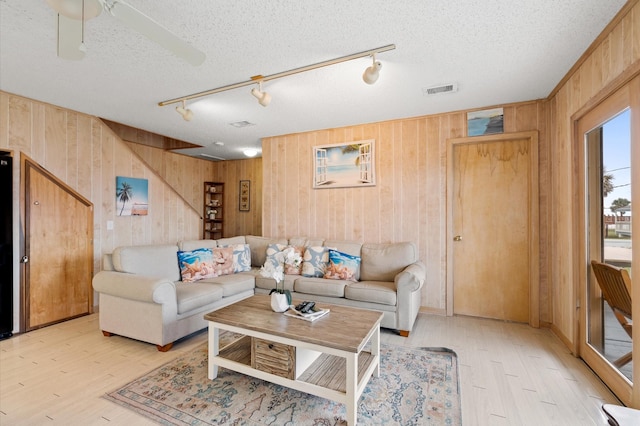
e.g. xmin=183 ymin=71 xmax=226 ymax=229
xmin=104 ymin=335 xmax=461 ymax=425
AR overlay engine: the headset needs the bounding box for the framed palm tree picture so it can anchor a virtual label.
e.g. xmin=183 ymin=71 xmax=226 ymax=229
xmin=116 ymin=176 xmax=149 ymax=216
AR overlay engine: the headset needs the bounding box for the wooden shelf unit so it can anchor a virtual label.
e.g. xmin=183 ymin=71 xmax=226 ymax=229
xmin=203 ymin=181 xmax=224 ymax=239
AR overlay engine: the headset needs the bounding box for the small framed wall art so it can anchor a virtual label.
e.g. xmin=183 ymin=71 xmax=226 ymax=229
xmin=239 ymin=180 xmax=250 ymax=211
xmin=116 ymin=176 xmax=148 ymax=216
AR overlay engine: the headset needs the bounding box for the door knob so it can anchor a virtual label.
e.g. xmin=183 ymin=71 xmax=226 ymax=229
xmin=453 ymin=235 xmax=462 ymax=241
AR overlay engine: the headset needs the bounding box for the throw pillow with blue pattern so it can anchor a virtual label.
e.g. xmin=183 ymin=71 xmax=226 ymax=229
xmin=224 ymin=243 xmax=252 ymax=272
xmin=324 ymin=249 xmax=361 ymax=282
xmin=301 ymin=246 xmax=332 ymax=278
xmin=263 ymin=243 xmax=287 ymax=268
xmin=177 ymin=248 xmax=217 ymax=282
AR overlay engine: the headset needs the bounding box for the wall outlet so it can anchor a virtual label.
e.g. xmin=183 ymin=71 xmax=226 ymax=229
xmin=106 ymin=220 xmax=114 ymax=230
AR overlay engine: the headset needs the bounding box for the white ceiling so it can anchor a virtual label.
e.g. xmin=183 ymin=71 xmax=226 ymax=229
xmin=0 ymin=0 xmax=627 ymax=160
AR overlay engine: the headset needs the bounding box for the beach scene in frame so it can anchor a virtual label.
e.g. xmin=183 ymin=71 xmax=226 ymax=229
xmin=467 ymin=107 xmax=504 ymax=136
xmin=313 ymin=140 xmax=375 ymax=189
xmin=116 ymin=176 xmax=149 ymax=216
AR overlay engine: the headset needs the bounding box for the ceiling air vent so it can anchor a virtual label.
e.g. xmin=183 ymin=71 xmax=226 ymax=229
xmin=423 ymin=83 xmax=458 ymax=96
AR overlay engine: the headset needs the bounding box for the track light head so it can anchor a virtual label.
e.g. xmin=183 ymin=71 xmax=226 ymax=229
xmin=176 ymin=100 xmax=193 ymax=121
xmin=362 ymin=55 xmax=382 ymax=85
xmin=251 ymin=82 xmax=271 ymax=107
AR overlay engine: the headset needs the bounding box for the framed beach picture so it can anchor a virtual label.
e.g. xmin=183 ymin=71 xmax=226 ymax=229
xmin=116 ymin=176 xmax=148 ymax=216
xmin=467 ymin=108 xmax=504 ymax=136
xmin=313 ymin=140 xmax=375 ymax=189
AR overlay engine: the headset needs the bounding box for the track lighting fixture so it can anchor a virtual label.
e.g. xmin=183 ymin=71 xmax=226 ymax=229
xmin=362 ymin=54 xmax=382 ymax=85
xmin=175 ymin=100 xmax=193 ymax=121
xmin=250 ymin=81 xmax=271 ymax=107
xmin=159 ymin=44 xmax=395 ymax=116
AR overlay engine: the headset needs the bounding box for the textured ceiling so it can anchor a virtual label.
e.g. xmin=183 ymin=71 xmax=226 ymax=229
xmin=0 ymin=0 xmax=627 ymax=160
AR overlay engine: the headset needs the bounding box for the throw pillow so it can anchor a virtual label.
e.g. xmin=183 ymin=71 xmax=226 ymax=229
xmin=283 ymin=245 xmax=305 ymax=275
xmin=212 ymin=246 xmax=235 ymax=276
xmin=301 ymin=246 xmax=331 ymax=278
xmin=224 ymin=243 xmax=251 ymax=273
xmin=263 ymin=243 xmax=287 ymax=268
xmin=177 ymin=248 xmax=217 ymax=283
xmin=324 ymin=249 xmax=361 ymax=282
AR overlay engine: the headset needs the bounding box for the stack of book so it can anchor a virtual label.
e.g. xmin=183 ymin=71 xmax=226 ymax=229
xmin=284 ymin=305 xmax=330 ymax=322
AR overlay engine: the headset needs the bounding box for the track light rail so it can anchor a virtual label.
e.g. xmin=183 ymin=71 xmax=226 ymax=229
xmin=158 ymin=44 xmax=395 ymax=107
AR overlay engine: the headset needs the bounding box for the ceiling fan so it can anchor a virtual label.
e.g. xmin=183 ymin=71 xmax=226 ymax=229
xmin=45 ymin=0 xmax=206 ymax=65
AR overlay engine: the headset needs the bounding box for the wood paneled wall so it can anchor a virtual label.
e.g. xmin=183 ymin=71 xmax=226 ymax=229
xmin=262 ymin=101 xmax=547 ymax=313
xmin=127 ymin=143 xmax=263 ymax=238
xmin=546 ymin=1 xmax=639 ymax=348
xmin=0 ymin=91 xmax=203 ymax=285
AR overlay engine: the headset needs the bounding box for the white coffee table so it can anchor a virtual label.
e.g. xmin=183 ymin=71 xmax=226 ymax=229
xmin=204 ymin=295 xmax=383 ymax=425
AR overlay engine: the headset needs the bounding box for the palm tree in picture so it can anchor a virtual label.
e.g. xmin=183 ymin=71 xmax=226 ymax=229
xmin=117 ymin=181 xmax=133 ymax=216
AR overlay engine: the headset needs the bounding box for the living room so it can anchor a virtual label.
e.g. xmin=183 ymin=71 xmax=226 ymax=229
xmin=1 ymin=0 xmax=639 ymax=424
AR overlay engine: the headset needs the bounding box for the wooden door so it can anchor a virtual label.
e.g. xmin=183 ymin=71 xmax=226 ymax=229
xmin=447 ymin=132 xmax=539 ymax=324
xmin=24 ymin=158 xmax=93 ymax=330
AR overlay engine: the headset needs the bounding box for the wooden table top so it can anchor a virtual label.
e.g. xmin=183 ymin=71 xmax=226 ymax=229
xmin=204 ymin=295 xmax=383 ymax=353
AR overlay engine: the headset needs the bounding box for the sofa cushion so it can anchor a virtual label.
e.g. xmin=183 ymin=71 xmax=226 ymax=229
xmin=216 ymin=236 xmax=246 ymax=246
xmin=112 ymin=244 xmax=180 ymax=281
xmin=179 ymin=239 xmax=217 ymax=252
xmin=283 ymin=246 xmax=304 ymax=275
xmin=177 ymin=248 xmax=217 ymax=282
xmin=255 ymin=274 xmax=296 ymax=292
xmin=222 ymin=243 xmax=251 ymax=273
xmin=175 ymin=282 xmax=223 ymax=314
xmin=289 ymin=237 xmax=324 ymax=247
xmin=264 ymin=243 xmax=287 ymax=267
xmin=245 ymin=235 xmax=288 ymax=267
xmin=212 ymin=247 xmax=235 ymax=276
xmin=323 ymin=240 xmax=362 ymax=257
xmin=345 ymin=281 xmax=397 ymax=306
xmin=301 ymin=246 xmax=331 ymax=277
xmin=360 ymin=242 xmax=418 ymax=282
xmin=324 ymin=249 xmax=360 ymax=282
xmin=199 ymin=273 xmax=256 ymax=297
xmin=294 ymin=277 xmax=347 ymax=297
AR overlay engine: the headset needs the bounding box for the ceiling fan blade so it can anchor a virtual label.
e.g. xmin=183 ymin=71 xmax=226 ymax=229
xmin=56 ymin=13 xmax=85 ymax=60
xmin=103 ymin=0 xmax=206 ymax=66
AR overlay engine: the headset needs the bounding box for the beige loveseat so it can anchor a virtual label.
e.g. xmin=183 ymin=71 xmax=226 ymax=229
xmin=92 ymin=235 xmax=425 ymax=351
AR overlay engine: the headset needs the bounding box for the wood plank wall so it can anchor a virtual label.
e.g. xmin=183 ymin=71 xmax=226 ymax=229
xmin=546 ymin=0 xmax=640 ymax=348
xmin=0 ymin=92 xmax=204 ymax=281
xmin=262 ymin=101 xmax=547 ymax=314
xmin=127 ymin=142 xmax=263 ymax=238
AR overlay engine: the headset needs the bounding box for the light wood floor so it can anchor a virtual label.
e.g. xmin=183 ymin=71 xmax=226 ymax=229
xmin=0 ymin=312 xmax=620 ymax=425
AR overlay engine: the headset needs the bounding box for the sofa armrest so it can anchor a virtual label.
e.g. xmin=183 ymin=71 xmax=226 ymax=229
xmin=394 ymin=261 xmax=426 ymax=293
xmin=92 ymin=271 xmax=176 ymax=304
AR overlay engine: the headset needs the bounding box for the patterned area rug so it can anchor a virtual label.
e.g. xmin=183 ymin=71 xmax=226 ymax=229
xmin=104 ymin=335 xmax=461 ymax=425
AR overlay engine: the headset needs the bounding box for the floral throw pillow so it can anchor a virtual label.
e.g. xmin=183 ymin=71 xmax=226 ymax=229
xmin=177 ymin=248 xmax=217 ymax=283
xmin=283 ymin=246 xmax=305 ymax=275
xmin=212 ymin=247 xmax=235 ymax=276
xmin=224 ymin=243 xmax=251 ymax=273
xmin=301 ymin=246 xmax=331 ymax=278
xmin=263 ymin=243 xmax=287 ymax=268
xmin=324 ymin=249 xmax=361 ymax=282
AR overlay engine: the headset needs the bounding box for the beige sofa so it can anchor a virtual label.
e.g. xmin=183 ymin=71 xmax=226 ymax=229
xmin=92 ymin=235 xmax=425 ymax=351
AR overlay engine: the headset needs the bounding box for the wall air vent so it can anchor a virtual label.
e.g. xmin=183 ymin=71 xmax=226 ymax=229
xmin=422 ymin=83 xmax=458 ymax=96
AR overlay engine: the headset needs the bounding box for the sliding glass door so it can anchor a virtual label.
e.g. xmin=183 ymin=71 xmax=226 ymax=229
xmin=578 ymin=77 xmax=637 ymax=404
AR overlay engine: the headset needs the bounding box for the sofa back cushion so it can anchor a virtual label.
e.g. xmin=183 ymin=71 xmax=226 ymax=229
xmin=216 ymin=236 xmax=246 ymax=246
xmin=245 ymin=235 xmax=288 ymax=267
xmin=360 ymin=242 xmax=418 ymax=282
xmin=112 ymin=244 xmax=180 ymax=281
xmin=179 ymin=239 xmax=217 ymax=252
xmin=323 ymin=240 xmax=362 ymax=257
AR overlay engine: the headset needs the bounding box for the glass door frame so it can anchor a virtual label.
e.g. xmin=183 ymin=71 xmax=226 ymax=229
xmin=576 ymin=75 xmax=639 ymax=406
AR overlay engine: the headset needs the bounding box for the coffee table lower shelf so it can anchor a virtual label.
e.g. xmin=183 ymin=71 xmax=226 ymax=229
xmin=208 ymin=325 xmax=380 ymax=425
